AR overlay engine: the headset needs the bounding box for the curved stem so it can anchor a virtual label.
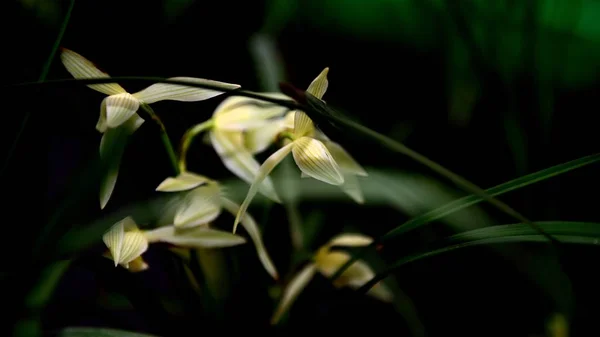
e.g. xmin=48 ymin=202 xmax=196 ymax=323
xmin=139 ymin=104 xmax=180 ymax=175
xmin=178 ymin=119 xmax=214 ymax=172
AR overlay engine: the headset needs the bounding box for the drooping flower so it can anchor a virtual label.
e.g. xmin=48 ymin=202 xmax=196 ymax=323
xmin=60 ymin=48 xmax=240 ymax=209
xmin=154 ymin=172 xmax=278 ymax=279
xmin=178 ymin=92 xmax=292 ymax=202
xmin=102 ymin=216 xmax=246 ymax=272
xmin=233 ymin=68 xmax=367 ymax=232
xmin=271 ymin=233 xmax=393 ymax=324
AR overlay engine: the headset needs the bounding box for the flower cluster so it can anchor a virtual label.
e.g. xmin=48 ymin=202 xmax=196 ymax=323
xmin=60 ymin=48 xmax=391 ymax=321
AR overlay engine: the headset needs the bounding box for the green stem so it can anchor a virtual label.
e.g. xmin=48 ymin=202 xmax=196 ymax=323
xmin=178 ymin=119 xmax=214 ymax=172
xmin=0 ymin=0 xmax=76 ymax=179
xmin=139 ymin=104 xmax=180 ymax=175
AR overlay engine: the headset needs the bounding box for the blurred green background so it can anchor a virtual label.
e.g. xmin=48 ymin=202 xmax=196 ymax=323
xmin=2 ymin=0 xmax=600 ymax=336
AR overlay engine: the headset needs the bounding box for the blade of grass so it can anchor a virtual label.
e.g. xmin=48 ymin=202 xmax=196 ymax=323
xmin=356 ymin=221 xmax=600 ymax=294
xmin=327 ymin=152 xmax=600 ymax=281
xmin=56 ymin=327 xmax=160 ymax=337
xmin=0 ymin=0 xmax=76 ymax=179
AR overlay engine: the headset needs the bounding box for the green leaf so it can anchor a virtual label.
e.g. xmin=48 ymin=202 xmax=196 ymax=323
xmin=58 ymin=327 xmax=160 ymax=337
xmin=382 ymin=153 xmax=600 ymax=241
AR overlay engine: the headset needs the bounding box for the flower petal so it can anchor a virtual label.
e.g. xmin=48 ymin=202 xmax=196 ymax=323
xmin=271 ymin=263 xmax=317 ymax=325
xmin=292 ymin=111 xmax=315 ymax=138
xmin=327 ymin=233 xmax=373 ymax=247
xmin=102 ymin=216 xmax=149 ymax=268
xmin=210 ymin=130 xmax=280 ymax=203
xmin=104 ymin=93 xmax=140 ymax=129
xmin=221 ymin=197 xmax=278 ymax=279
xmin=306 ymin=67 xmax=329 ymax=100
xmin=156 ymin=172 xmax=210 ymax=192
xmin=144 ymin=225 xmax=246 ymax=248
xmin=128 ymin=256 xmax=149 ymax=272
xmin=132 ymin=77 xmax=240 ymax=104
xmin=174 ymin=184 xmax=222 ymax=228
xmin=233 ymin=142 xmax=294 ymax=233
xmin=98 ymin=115 xmax=144 ymax=209
xmin=213 ymin=95 xmax=289 ymax=131
xmin=244 ymin=119 xmax=287 ymax=154
xmin=324 ymin=141 xmax=367 ymax=176
xmin=60 ymin=48 xmax=126 ymax=96
xmin=339 ymin=173 xmax=365 ymax=204
xmin=292 ymin=137 xmax=343 ymax=185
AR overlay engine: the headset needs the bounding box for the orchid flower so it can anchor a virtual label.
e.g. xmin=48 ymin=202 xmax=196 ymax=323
xmin=178 ymin=92 xmax=292 ymax=202
xmin=102 ymin=216 xmax=246 ymax=272
xmin=271 ymin=233 xmax=393 ymax=324
xmin=154 ymin=172 xmax=278 ymax=279
xmin=59 ymin=48 xmax=240 ymax=209
xmin=233 ymin=68 xmax=367 ymax=232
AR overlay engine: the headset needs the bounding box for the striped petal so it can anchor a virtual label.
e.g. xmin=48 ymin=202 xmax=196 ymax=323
xmin=292 ymin=137 xmax=343 ymax=185
xmin=144 ymin=225 xmax=246 ymax=248
xmin=244 ymin=119 xmax=287 ymax=154
xmin=210 ymin=130 xmax=280 ymax=203
xmin=292 ymin=110 xmax=315 ymax=138
xmin=306 ymin=67 xmax=329 ymax=100
xmin=60 ymin=48 xmax=126 ymax=96
xmin=156 ymin=172 xmax=210 ymax=192
xmin=174 ymin=184 xmax=222 ymax=228
xmin=102 ymin=217 xmax=149 ymax=269
xmin=213 ymin=94 xmax=289 ymax=131
xmin=104 ymin=93 xmax=140 ymax=129
xmin=271 ymin=263 xmax=317 ymax=325
xmin=233 ymin=142 xmax=294 ymax=233
xmin=324 ymin=141 xmax=367 ymax=176
xmin=221 ymin=197 xmax=278 ymax=279
xmin=132 ymin=77 xmax=240 ymax=104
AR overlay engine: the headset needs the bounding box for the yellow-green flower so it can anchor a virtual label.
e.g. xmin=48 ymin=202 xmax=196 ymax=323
xmin=60 ymin=48 xmax=240 ymax=209
xmin=178 ymin=93 xmax=291 ymax=202
xmin=154 ymin=172 xmax=278 ymax=279
xmin=233 ymin=68 xmax=367 ymax=232
xmin=271 ymin=233 xmax=393 ymax=324
xmin=102 ymin=216 xmax=246 ymax=272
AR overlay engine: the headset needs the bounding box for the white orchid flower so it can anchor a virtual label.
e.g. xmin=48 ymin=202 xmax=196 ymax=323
xmin=60 ymin=48 xmax=240 ymax=209
xmin=271 ymin=233 xmax=393 ymax=324
xmin=178 ymin=92 xmax=291 ymax=203
xmin=233 ymin=68 xmax=367 ymax=232
xmin=154 ymin=173 xmax=278 ymax=279
xmin=102 ymin=216 xmax=246 ymax=272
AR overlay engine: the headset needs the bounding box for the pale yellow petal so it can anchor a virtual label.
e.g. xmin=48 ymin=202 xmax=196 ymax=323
xmin=283 ymin=111 xmax=295 ymax=129
xmin=127 ymin=256 xmax=149 ymax=272
xmin=210 ymin=130 xmax=280 ymax=203
xmin=306 ymin=67 xmax=329 ymax=100
xmin=221 ymin=197 xmax=278 ymax=279
xmin=244 ymin=119 xmax=286 ymax=154
xmin=174 ymin=184 xmax=222 ymax=228
xmin=104 ymin=93 xmax=140 ymax=129
xmin=213 ymin=95 xmax=288 ymax=131
xmin=324 ymin=141 xmax=367 ymax=176
xmin=144 ymin=225 xmax=246 ymax=248
xmin=119 ymin=230 xmax=149 ymax=267
xmin=156 ymin=172 xmax=210 ymax=192
xmin=59 ymin=48 xmax=126 ymax=96
xmin=102 ymin=217 xmax=128 ymax=266
xmin=292 ymin=137 xmax=343 ymax=185
xmin=327 ymin=233 xmax=373 ymax=247
xmin=271 ymin=263 xmax=317 ymax=325
xmin=316 ymin=251 xmax=393 ymax=302
xmin=132 ymin=77 xmax=240 ymax=104
xmin=339 ymin=173 xmax=365 ymax=204
xmin=233 ymin=142 xmax=294 ymax=233
xmin=292 ymin=111 xmax=315 ymax=137
xmin=96 ymin=100 xmax=108 ymax=133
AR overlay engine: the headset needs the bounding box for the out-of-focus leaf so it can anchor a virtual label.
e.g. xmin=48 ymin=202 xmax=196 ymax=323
xmin=58 ymin=327 xmax=160 ymax=337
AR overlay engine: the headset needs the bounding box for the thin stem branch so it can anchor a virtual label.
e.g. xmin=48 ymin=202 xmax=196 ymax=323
xmin=139 ymin=104 xmax=180 ymax=175
xmin=178 ymin=119 xmax=214 ymax=172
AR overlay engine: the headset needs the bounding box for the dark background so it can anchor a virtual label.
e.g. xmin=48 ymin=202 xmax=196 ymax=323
xmin=2 ymin=0 xmax=600 ymax=336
